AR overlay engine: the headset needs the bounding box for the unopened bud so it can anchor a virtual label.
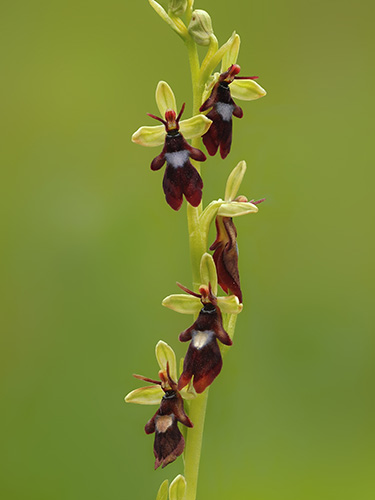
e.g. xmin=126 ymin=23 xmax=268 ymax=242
xmin=168 ymin=0 xmax=187 ymax=16
xmin=188 ymin=10 xmax=213 ymax=46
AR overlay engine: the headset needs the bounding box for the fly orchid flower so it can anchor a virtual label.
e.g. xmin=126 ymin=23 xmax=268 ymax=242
xmin=209 ymin=161 xmax=265 ymax=302
xmin=125 ymin=341 xmax=193 ymax=469
xmin=200 ymin=64 xmax=266 ymax=159
xmin=132 ymin=81 xmax=212 ymax=210
xmin=176 ymin=284 xmax=233 ymax=394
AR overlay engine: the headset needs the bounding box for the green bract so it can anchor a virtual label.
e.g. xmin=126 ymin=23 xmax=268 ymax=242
xmin=169 ymin=475 xmax=187 ymax=500
xmin=156 ymin=479 xmax=169 ymax=500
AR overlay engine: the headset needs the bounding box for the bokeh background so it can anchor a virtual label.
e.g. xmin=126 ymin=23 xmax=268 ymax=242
xmin=1 ymin=0 xmax=374 ymax=499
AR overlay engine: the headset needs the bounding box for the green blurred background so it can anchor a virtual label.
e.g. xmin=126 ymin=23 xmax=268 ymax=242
xmin=1 ymin=0 xmax=374 ymax=499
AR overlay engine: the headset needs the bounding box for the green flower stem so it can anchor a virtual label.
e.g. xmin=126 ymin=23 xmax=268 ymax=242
xmin=183 ymin=34 xmax=211 ymax=500
xmin=183 ymin=31 xmax=241 ymax=500
xmin=183 ymin=390 xmax=209 ymax=500
xmin=186 ymin=35 xmax=206 ymax=290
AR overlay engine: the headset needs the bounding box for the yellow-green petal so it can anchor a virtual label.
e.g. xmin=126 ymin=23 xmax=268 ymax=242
xmin=230 ymin=79 xmax=267 ymax=101
xmin=125 ymin=385 xmax=164 ymax=405
xmin=224 ymin=160 xmax=247 ymax=201
xmin=221 ymin=33 xmax=240 ymax=72
xmin=155 ymin=341 xmax=177 ymax=380
xmin=156 ymin=81 xmax=177 ymax=117
xmin=162 ymin=294 xmax=201 ymax=314
xmin=179 ymin=114 xmax=212 ymax=139
xmin=218 ymin=201 xmax=258 ymax=217
xmin=131 ymin=124 xmax=165 ymax=147
xmin=200 ymin=253 xmax=217 ymax=295
xmin=217 ymin=295 xmax=243 ymax=313
xmin=169 ymin=475 xmax=187 ymax=500
xmin=156 ymin=479 xmax=169 ymax=500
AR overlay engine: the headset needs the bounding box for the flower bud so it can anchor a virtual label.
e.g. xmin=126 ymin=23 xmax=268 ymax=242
xmin=188 ymin=10 xmax=213 ymax=46
xmin=168 ymin=0 xmax=187 ymax=16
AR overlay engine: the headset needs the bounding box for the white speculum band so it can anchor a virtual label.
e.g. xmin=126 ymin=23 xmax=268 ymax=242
xmin=156 ymin=414 xmax=174 ymax=433
xmin=192 ymin=330 xmax=215 ymax=350
xmin=165 ymin=150 xmax=190 ymax=168
xmin=215 ymin=102 xmax=234 ymax=122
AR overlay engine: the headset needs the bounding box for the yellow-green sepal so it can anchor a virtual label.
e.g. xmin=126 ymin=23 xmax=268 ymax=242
xmin=125 ymin=385 xmax=164 ymax=405
xmin=156 ymin=479 xmax=169 ymax=500
xmin=200 ymin=253 xmax=218 ymax=295
xmin=217 ymin=295 xmax=243 ymax=313
xmin=155 ymin=340 xmax=177 ymax=380
xmin=225 ymin=160 xmax=247 ymax=201
xmin=218 ymin=201 xmax=258 ymax=217
xmin=180 ymin=114 xmax=212 ymax=139
xmin=169 ymin=475 xmax=187 ymax=500
xmin=221 ymin=33 xmax=240 ymax=72
xmin=156 ymin=81 xmax=177 ymax=117
xmin=230 ymin=79 xmax=267 ymax=101
xmin=131 ymin=124 xmax=165 ymax=147
xmin=162 ymin=294 xmax=201 ymax=314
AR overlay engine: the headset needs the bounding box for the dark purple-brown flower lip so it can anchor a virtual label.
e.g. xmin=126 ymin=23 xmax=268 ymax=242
xmin=135 ymin=364 xmax=193 ymax=469
xmin=176 ymin=284 xmax=232 ymax=393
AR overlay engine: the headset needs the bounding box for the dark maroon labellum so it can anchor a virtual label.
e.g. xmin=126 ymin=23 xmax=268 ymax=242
xmin=149 ymin=104 xmax=206 ymax=210
xmin=135 ymin=368 xmax=193 ymax=469
xmin=178 ymin=292 xmax=232 ymax=393
xmin=145 ymin=389 xmax=193 ymax=469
